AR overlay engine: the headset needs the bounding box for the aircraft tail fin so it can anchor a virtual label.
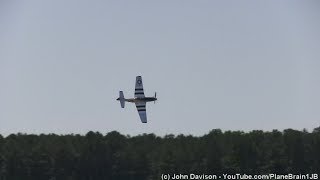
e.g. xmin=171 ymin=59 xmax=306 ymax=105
xmin=118 ymin=91 xmax=125 ymax=108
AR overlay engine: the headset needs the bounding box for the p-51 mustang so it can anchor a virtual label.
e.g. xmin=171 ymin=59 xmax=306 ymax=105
xmin=116 ymin=76 xmax=157 ymax=123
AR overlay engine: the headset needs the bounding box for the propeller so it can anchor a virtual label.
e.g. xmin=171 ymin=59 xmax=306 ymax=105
xmin=154 ymin=92 xmax=157 ymax=104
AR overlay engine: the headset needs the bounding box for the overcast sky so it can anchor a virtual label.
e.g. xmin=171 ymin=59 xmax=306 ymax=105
xmin=1 ymin=1 xmax=320 ymax=136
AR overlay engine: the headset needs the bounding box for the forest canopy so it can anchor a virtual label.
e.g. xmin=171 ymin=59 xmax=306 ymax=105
xmin=0 ymin=128 xmax=320 ymax=179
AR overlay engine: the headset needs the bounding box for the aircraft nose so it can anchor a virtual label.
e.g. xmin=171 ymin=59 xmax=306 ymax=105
xmin=116 ymin=98 xmax=120 ymax=101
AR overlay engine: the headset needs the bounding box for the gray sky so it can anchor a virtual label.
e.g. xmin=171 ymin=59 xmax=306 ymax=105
xmin=1 ymin=1 xmax=320 ymax=136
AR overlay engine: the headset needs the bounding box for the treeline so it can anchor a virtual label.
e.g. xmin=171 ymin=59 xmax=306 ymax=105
xmin=0 ymin=128 xmax=320 ymax=180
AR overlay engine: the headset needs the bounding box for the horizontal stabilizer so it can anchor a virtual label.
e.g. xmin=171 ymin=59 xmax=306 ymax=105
xmin=119 ymin=91 xmax=125 ymax=108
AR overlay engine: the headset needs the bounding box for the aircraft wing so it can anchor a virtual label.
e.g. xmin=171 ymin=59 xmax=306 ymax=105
xmin=135 ymin=102 xmax=147 ymax=123
xmin=134 ymin=76 xmax=145 ymax=98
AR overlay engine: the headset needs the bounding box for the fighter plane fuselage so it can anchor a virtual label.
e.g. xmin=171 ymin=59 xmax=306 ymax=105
xmin=124 ymin=97 xmax=157 ymax=103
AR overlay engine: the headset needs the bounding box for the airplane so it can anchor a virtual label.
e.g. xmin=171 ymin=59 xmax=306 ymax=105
xmin=116 ymin=76 xmax=157 ymax=123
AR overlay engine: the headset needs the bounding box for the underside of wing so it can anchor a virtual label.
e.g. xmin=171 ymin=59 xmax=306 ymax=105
xmin=135 ymin=102 xmax=147 ymax=123
xmin=135 ymin=76 xmax=145 ymax=98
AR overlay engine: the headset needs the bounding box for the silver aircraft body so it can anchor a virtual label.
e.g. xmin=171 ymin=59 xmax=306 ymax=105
xmin=116 ymin=76 xmax=157 ymax=123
